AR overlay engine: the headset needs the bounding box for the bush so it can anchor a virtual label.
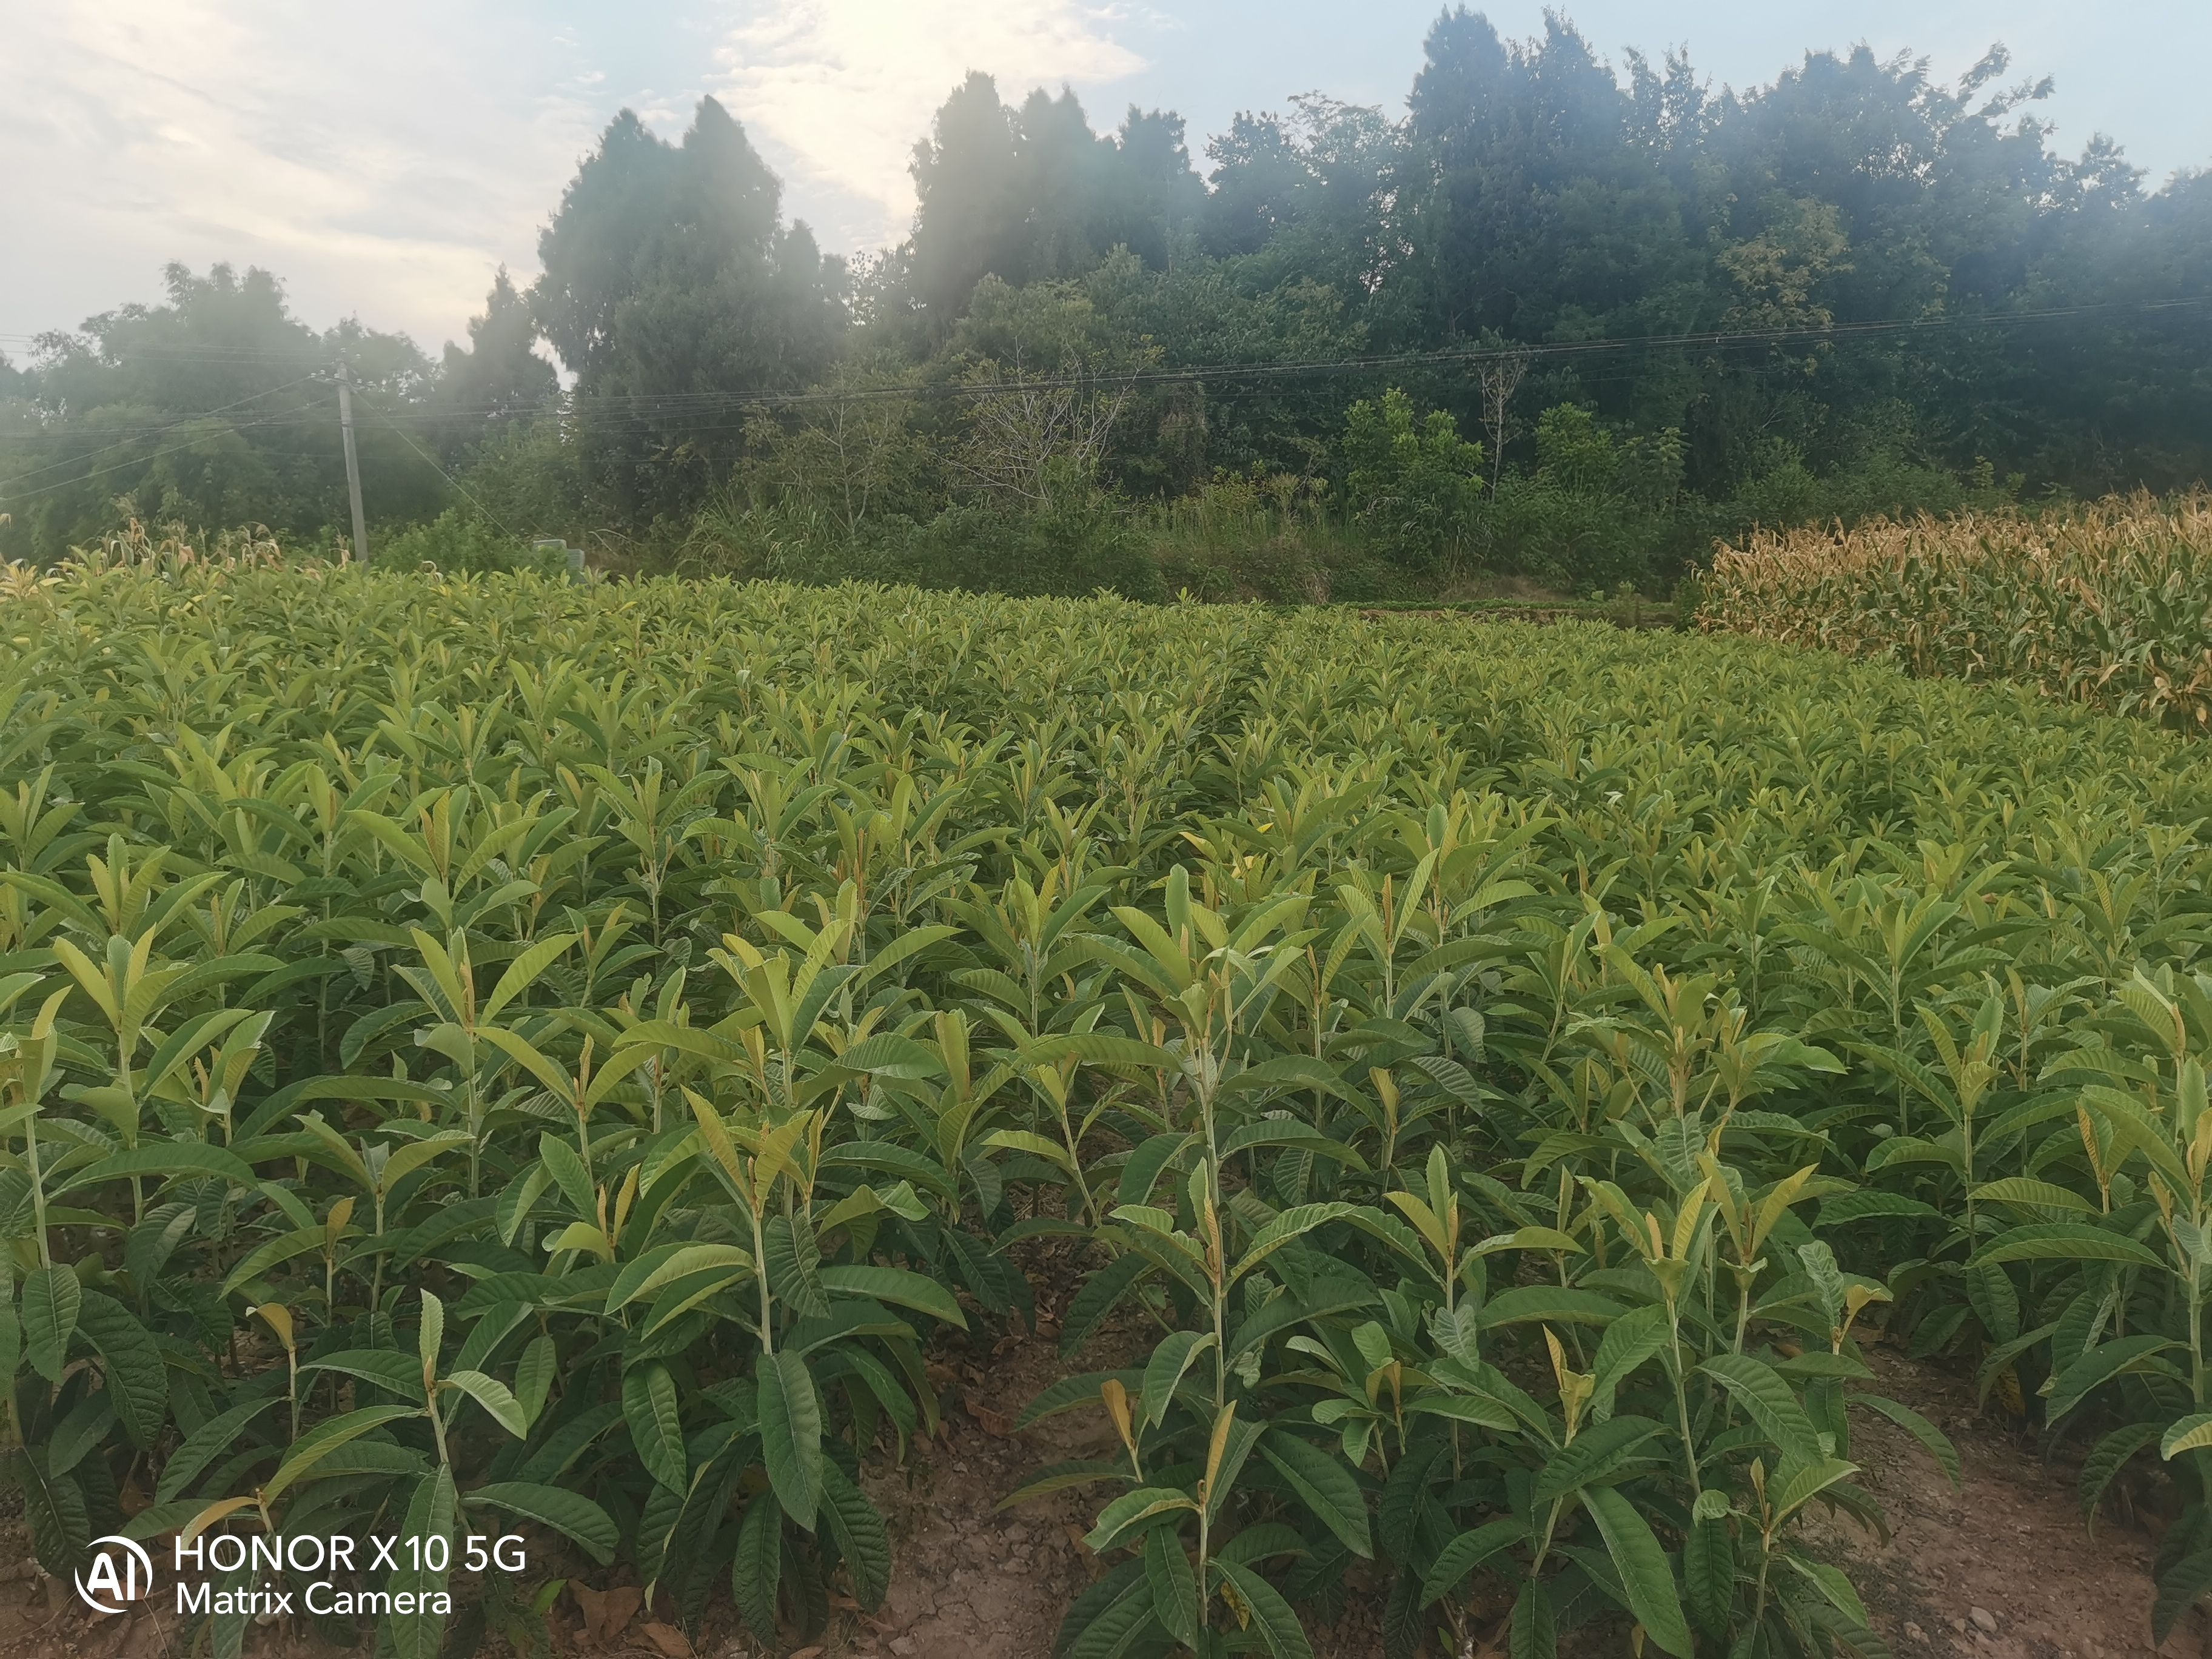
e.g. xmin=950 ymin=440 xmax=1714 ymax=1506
xmin=1141 ymin=469 xmax=1413 ymax=603
xmin=897 ymin=494 xmax=1162 ymax=601
xmin=720 ymin=491 xmax=1162 ymax=602
xmin=1339 ymin=388 xmax=1484 ymax=571
xmin=374 ymin=507 xmax=562 ymax=575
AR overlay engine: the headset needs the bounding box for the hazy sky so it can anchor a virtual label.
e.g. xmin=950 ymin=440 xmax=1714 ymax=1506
xmin=4 ymin=2 xmax=2208 ymax=357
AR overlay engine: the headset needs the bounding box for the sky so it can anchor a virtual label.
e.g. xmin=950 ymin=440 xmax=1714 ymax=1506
xmin=4 ymin=1 xmax=2208 ymax=357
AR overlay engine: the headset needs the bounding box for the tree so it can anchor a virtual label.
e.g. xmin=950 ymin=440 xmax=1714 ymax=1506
xmin=942 ymin=275 xmax=1148 ymax=504
xmin=1340 ymin=389 xmax=1484 ymax=569
xmin=0 ymin=263 xmax=442 ymax=562
xmin=432 ymin=269 xmax=557 ymax=457
xmin=532 ymin=97 xmax=846 ymax=521
xmin=904 ymin=77 xmax=1206 ymax=328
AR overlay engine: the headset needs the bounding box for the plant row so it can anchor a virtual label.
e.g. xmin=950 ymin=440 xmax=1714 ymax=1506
xmin=8 ymin=552 xmax=2212 ymax=1655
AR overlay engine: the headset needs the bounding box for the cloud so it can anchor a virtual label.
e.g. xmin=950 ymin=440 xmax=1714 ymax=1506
xmin=712 ymin=0 xmax=1148 ymax=250
xmin=0 ymin=0 xmax=606 ymax=347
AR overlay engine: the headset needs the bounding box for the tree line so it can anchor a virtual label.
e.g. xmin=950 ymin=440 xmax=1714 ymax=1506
xmin=4 ymin=9 xmax=2208 ymax=597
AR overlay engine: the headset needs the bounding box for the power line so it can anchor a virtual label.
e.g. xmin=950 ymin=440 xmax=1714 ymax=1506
xmin=318 ymin=292 xmax=2212 ymax=424
xmin=3 ymin=292 xmax=2203 ymax=497
xmin=0 ymin=401 xmax=335 ymax=506
xmin=7 ymin=292 xmax=2205 ymax=405
xmin=354 ymin=392 xmax=521 ymax=542
xmin=0 ymin=373 xmax=327 ymax=489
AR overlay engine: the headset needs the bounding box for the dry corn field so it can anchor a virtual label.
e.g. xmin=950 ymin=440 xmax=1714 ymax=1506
xmin=1698 ymin=492 xmax=2212 ymax=728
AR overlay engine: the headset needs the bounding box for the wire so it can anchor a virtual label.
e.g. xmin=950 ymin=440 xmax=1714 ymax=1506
xmin=0 ymin=401 xmax=335 ymax=505
xmin=309 ymin=292 xmax=2212 ymax=425
xmin=354 ymin=393 xmax=523 ymax=541
xmin=4 ymin=291 xmax=2204 ymax=504
xmin=0 ymin=373 xmax=328 ymax=489
xmin=8 ymin=292 xmax=2206 ymax=419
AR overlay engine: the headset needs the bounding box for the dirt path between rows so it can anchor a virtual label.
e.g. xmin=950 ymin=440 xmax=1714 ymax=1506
xmin=1805 ymin=1347 xmax=2175 ymax=1659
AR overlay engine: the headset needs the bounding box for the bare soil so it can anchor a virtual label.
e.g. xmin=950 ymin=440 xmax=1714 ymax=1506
xmin=1803 ymin=1347 xmax=2179 ymax=1659
xmin=1 ymin=1328 xmax=2188 ymax=1659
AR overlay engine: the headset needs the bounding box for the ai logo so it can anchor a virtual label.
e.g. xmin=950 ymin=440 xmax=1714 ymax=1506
xmin=75 ymin=1536 xmax=155 ymax=1614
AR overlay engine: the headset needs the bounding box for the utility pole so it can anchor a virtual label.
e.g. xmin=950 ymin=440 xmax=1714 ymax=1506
xmin=337 ymin=361 xmax=369 ymax=563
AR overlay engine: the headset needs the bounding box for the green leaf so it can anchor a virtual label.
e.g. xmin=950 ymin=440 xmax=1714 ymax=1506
xmin=1419 ymin=1518 xmax=1526 ymax=1607
xmin=1509 ymin=1577 xmax=1555 ymax=1659
xmin=514 ymin=1334 xmax=557 ymax=1428
xmin=1406 ymin=1392 xmax=1518 ymax=1430
xmin=759 ymin=1347 xmax=824 ymax=1529
xmin=1530 ymin=1416 xmax=1662 ymax=1506
xmin=538 ymin=1132 xmax=595 ymax=1221
xmin=156 ymin=1396 xmax=279 ymax=1503
xmin=9 ymin=1447 xmax=90 ymax=1576
xmin=1477 ymin=1286 xmax=1626 ymax=1328
xmin=443 ymin=1369 xmax=527 ymax=1436
xmin=2080 ymin=1421 xmax=2162 ymax=1524
xmin=1063 ymin=1572 xmax=1161 ymax=1659
xmin=479 ymin=930 xmax=577 ymax=1024
xmin=1683 ymin=1509 xmax=1734 ymax=1638
xmin=996 ymin=1461 xmax=1128 ymax=1512
xmin=1234 ymin=1201 xmax=1367 ymax=1281
xmin=466 ymin=1483 xmax=616 ymax=1565
xmin=730 ymin=1493 xmax=783 ymax=1641
xmin=1969 ymin=1222 xmax=2167 ymax=1273
xmin=1780 ymin=1554 xmax=1873 ymax=1627
xmin=418 ymin=1288 xmax=445 ymax=1376
xmin=1259 ymin=1430 xmax=1372 ymax=1560
xmin=1378 ymin=1439 xmax=1447 ymax=1564
xmin=2156 ymin=1550 xmax=2212 ymax=1644
xmin=1969 ymin=1176 xmax=2096 ymax=1215
xmin=22 ymin=1264 xmax=80 ymax=1384
xmin=55 ymin=1142 xmax=257 ymax=1196
xmin=604 ymin=1242 xmax=755 ymax=1316
xmin=300 ymin=1349 xmax=425 ymax=1399
xmin=1084 ymin=1486 xmax=1198 ymax=1553
xmin=1145 ymin=1527 xmax=1199 ymax=1646
xmin=1583 ymin=1486 xmax=1692 ymax=1657
xmin=1589 ymin=1304 xmax=1669 ymax=1423
xmin=220 ymin=1226 xmax=329 ymax=1295
xmin=1211 ymin=1560 xmax=1314 ymax=1659
xmin=73 ymin=1292 xmax=167 ymax=1447
xmin=1700 ymin=1352 xmax=1820 ymax=1464
xmin=1853 ymin=1393 xmax=1960 ymax=1489
xmin=2046 ymin=1335 xmax=2182 ymax=1424
xmin=1017 ymin=1369 xmax=1144 ymax=1430
xmin=623 ymin=1361 xmax=688 ymax=1493
xmin=387 ymin=1468 xmax=458 ymax=1659
xmin=763 ymin=1210 xmax=831 ymax=1319
xmin=1059 ymin=1255 xmax=1151 ymax=1357
xmin=818 ymin=1263 xmax=967 ymax=1327
xmin=1769 ymin=1456 xmax=1860 ymax=1523
xmin=1140 ymin=1329 xmax=1215 ymax=1433
xmin=264 ymin=1404 xmax=421 ymax=1508
xmin=820 ymin=1461 xmax=891 ymax=1610
xmin=2165 ymin=1413 xmax=2212 ymax=1459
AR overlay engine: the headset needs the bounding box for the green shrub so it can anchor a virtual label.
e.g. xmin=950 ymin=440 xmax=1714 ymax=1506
xmin=374 ymin=507 xmax=561 ymax=575
xmin=1141 ymin=469 xmax=1413 ymax=603
xmin=1339 ymin=389 xmax=1485 ymax=571
xmin=754 ymin=491 xmax=1161 ymax=602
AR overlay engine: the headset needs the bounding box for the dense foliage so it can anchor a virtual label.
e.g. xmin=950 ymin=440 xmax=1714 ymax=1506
xmin=15 ymin=548 xmax=2212 ymax=1652
xmin=4 ymin=9 xmax=2207 ymax=593
xmin=1700 ymin=492 xmax=2212 ymax=729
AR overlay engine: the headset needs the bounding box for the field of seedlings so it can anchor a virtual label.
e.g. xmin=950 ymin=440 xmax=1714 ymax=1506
xmin=12 ymin=546 xmax=2212 ymax=1659
xmin=1700 ymin=492 xmax=2212 ymax=729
